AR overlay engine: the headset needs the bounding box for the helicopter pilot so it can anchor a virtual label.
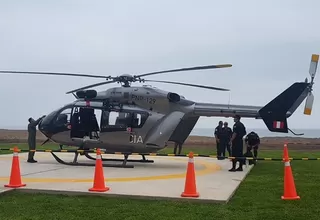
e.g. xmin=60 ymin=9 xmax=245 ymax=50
xmin=27 ymin=115 xmax=46 ymax=163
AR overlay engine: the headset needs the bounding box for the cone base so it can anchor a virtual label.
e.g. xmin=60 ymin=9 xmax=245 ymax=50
xmin=181 ymin=192 xmax=199 ymax=198
xmin=281 ymin=195 xmax=300 ymax=200
xmin=4 ymin=183 xmax=26 ymax=188
xmin=89 ymin=186 xmax=110 ymax=192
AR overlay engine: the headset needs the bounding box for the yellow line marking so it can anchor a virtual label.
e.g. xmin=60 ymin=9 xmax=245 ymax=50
xmin=0 ymin=158 xmax=220 ymax=183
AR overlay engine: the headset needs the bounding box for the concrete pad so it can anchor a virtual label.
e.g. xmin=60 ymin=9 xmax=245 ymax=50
xmin=0 ymin=152 xmax=254 ymax=203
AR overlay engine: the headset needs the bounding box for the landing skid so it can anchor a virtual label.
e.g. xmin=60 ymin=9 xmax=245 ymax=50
xmin=50 ymin=150 xmax=154 ymax=168
xmin=50 ymin=152 xmax=134 ymax=168
xmin=84 ymin=152 xmax=154 ymax=164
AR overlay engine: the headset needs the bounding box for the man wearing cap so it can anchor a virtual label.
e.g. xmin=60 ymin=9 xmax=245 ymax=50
xmin=214 ymin=121 xmax=223 ymax=159
xmin=229 ymin=115 xmax=246 ymax=171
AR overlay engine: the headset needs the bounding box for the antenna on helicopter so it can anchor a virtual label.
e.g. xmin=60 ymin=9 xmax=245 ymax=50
xmin=0 ymin=63 xmax=232 ymax=94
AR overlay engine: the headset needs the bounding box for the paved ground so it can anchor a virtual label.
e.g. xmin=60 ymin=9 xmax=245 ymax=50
xmin=0 ymin=152 xmax=253 ymax=203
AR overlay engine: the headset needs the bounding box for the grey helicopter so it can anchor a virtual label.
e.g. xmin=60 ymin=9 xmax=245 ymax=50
xmin=0 ymin=54 xmax=318 ymax=168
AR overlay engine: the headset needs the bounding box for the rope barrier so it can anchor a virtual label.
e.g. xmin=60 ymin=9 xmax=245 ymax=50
xmin=0 ymin=148 xmax=319 ymax=161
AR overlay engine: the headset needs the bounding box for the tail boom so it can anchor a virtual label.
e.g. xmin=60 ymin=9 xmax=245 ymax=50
xmin=192 ymin=82 xmax=311 ymax=133
xmin=193 ymin=103 xmax=262 ymax=118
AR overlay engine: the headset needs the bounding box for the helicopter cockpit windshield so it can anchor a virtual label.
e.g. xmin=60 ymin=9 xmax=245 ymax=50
xmin=70 ymin=107 xmax=100 ymax=139
xmin=38 ymin=104 xmax=101 ymax=139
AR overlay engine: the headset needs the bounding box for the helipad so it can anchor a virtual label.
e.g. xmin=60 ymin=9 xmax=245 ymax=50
xmin=0 ymin=152 xmax=253 ymax=203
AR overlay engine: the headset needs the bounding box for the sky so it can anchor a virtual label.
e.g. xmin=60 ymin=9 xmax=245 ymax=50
xmin=0 ymin=0 xmax=320 ymax=130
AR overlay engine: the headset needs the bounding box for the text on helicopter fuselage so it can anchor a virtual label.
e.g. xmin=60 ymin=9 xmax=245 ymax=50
xmin=130 ymin=134 xmax=143 ymax=144
xmin=131 ymin=94 xmax=156 ymax=104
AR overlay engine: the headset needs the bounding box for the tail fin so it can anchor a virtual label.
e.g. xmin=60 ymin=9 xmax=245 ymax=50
xmin=258 ymin=82 xmax=310 ymax=133
xmin=259 ymin=54 xmax=318 ymax=133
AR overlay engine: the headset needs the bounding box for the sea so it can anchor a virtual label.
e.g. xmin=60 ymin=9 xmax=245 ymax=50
xmin=190 ymin=128 xmax=320 ymax=138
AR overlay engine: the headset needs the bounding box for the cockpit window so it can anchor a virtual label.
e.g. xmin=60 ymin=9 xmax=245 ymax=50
xmin=40 ymin=110 xmax=58 ymax=126
xmin=55 ymin=108 xmax=72 ymax=125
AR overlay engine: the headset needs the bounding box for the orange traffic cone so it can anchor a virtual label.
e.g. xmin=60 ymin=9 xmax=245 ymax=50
xmin=281 ymin=146 xmax=300 ymax=200
xmin=89 ymin=148 xmax=110 ymax=192
xmin=181 ymin=152 xmax=199 ymax=197
xmin=4 ymin=146 xmax=26 ymax=188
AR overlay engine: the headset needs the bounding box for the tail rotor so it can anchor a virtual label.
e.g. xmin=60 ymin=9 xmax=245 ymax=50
xmin=303 ymin=54 xmax=318 ymax=115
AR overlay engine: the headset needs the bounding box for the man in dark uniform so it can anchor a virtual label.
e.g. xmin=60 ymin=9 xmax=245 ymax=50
xmin=220 ymin=122 xmax=232 ymax=158
xmin=229 ymin=115 xmax=246 ymax=171
xmin=27 ymin=116 xmax=45 ymax=163
xmin=214 ymin=121 xmax=223 ymax=159
xmin=244 ymin=131 xmax=260 ymax=165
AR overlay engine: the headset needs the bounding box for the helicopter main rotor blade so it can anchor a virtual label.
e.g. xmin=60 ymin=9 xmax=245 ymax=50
xmin=66 ymin=80 xmax=116 ymax=94
xmin=134 ymin=64 xmax=232 ymax=78
xmin=0 ymin=70 xmax=110 ymax=79
xmin=143 ymin=79 xmax=230 ymax=91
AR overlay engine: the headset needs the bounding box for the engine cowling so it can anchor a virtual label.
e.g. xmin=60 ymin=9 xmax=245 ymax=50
xmin=167 ymin=92 xmax=180 ymax=103
xmin=76 ymin=90 xmax=97 ymax=99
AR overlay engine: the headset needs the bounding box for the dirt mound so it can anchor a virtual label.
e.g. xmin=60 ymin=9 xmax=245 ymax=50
xmin=0 ymin=129 xmax=46 ymax=143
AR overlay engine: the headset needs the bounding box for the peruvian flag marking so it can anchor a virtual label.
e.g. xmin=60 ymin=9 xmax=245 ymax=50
xmin=273 ymin=121 xmax=284 ymax=129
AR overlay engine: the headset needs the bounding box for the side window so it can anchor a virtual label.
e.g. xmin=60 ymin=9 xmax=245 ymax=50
xmin=100 ymin=110 xmax=149 ymax=131
xmin=131 ymin=112 xmax=148 ymax=128
xmin=100 ymin=110 xmax=127 ymax=132
xmin=108 ymin=111 xmax=118 ymax=125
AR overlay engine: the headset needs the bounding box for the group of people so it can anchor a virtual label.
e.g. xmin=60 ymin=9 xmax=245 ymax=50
xmin=214 ymin=115 xmax=260 ymax=171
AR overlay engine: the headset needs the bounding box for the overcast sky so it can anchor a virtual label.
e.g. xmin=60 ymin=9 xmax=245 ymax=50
xmin=0 ymin=0 xmax=319 ymax=130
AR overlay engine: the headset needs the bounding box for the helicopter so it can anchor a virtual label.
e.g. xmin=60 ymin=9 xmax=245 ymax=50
xmin=0 ymin=54 xmax=318 ymax=168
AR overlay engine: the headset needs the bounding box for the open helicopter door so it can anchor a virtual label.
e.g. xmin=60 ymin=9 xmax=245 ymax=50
xmin=69 ymin=106 xmax=101 ymax=140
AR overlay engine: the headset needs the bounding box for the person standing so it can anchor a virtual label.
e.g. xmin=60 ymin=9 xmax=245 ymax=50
xmin=229 ymin=115 xmax=246 ymax=171
xmin=27 ymin=116 xmax=45 ymax=163
xmin=173 ymin=141 xmax=183 ymax=155
xmin=214 ymin=121 xmax=223 ymax=159
xmin=220 ymin=122 xmax=232 ymax=158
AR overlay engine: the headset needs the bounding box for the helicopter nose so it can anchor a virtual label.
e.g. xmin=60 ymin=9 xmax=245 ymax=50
xmin=38 ymin=115 xmax=53 ymax=137
xmin=38 ymin=120 xmax=46 ymax=135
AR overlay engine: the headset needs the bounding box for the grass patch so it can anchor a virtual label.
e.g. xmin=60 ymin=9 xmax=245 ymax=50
xmin=1 ymin=144 xmax=320 ymax=219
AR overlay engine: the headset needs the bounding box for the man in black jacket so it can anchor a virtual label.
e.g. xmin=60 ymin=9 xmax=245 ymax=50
xmin=214 ymin=121 xmax=223 ymax=159
xmin=220 ymin=122 xmax=232 ymax=158
xmin=229 ymin=115 xmax=246 ymax=171
xmin=244 ymin=131 xmax=260 ymax=165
